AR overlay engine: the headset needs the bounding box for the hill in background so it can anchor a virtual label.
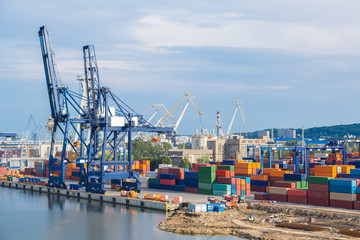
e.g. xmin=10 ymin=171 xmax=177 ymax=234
xmin=244 ymin=123 xmax=360 ymax=140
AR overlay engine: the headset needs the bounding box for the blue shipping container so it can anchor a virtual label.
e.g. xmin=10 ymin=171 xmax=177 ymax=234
xmin=160 ymin=173 xmax=175 ymax=180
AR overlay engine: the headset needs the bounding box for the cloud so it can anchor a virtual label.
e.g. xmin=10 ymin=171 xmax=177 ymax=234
xmin=131 ymin=11 xmax=360 ymax=56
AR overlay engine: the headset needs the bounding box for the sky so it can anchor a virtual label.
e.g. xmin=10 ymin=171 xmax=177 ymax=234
xmin=1 ymin=0 xmax=360 ymax=137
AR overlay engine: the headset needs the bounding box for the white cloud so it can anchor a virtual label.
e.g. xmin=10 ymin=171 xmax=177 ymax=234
xmin=132 ymin=12 xmax=360 ymax=56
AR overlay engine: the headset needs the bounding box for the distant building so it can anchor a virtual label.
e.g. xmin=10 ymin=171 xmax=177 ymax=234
xmin=168 ymin=149 xmax=213 ymax=166
xmin=207 ymin=135 xmax=272 ymax=161
xmin=277 ymin=129 xmax=296 ymax=139
xmin=258 ymin=130 xmax=270 ymax=138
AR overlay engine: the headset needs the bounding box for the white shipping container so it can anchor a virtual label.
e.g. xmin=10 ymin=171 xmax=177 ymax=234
xmin=145 ymin=171 xmax=158 ymax=178
xmin=188 ymin=203 xmax=207 ymax=212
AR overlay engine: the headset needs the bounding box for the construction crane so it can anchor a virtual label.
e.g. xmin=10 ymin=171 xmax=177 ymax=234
xmin=226 ymin=98 xmax=245 ymax=135
xmin=39 ymin=26 xmax=174 ymax=192
xmin=215 ymin=98 xmax=245 ymax=138
xmin=141 ymin=104 xmax=174 ymax=125
xmin=20 ymin=114 xmax=41 ymax=158
xmin=159 ymin=92 xmax=202 ymax=131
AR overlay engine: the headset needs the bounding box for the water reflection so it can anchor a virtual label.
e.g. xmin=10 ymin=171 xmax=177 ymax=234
xmin=0 ymin=188 xmax=238 ymax=240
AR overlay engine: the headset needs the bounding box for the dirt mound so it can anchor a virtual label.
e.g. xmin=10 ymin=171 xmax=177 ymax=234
xmin=158 ymin=202 xmax=360 ymax=239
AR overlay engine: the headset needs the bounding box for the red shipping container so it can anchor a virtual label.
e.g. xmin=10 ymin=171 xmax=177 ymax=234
xmin=288 ymin=189 xmax=307 ymax=197
xmin=216 ymin=170 xmax=230 ymax=177
xmin=269 ymin=193 xmax=287 ymax=202
xmin=230 ymin=171 xmax=235 ymax=177
xmin=357 ymin=194 xmax=360 ymax=201
xmin=308 ymin=197 xmax=329 ymax=207
xmin=185 ymin=187 xmax=198 ymax=193
xmin=354 ymin=201 xmax=360 ymax=210
xmin=246 ymin=190 xmax=251 ymax=195
xmin=330 ymin=200 xmax=354 ymax=210
xmin=308 ymin=183 xmax=329 ymax=192
xmin=288 ymin=195 xmax=307 ymax=205
xmin=308 ymin=191 xmax=329 ymax=199
xmin=160 ymin=179 xmax=175 ymax=185
xmin=274 ymin=181 xmax=296 ymax=189
xmin=269 ymin=176 xmax=284 ymax=182
xmin=254 ymin=193 xmax=268 ymax=200
xmin=235 ymin=173 xmax=250 ymax=177
xmin=251 ymin=185 xmax=267 ymax=192
xmin=157 ymin=168 xmax=169 ymax=178
xmin=193 ymin=163 xmax=211 ymax=170
xmin=216 ymin=176 xmax=235 ymax=184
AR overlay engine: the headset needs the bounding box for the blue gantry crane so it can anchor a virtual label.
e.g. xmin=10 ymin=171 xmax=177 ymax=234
xmin=39 ymin=26 xmax=173 ymax=193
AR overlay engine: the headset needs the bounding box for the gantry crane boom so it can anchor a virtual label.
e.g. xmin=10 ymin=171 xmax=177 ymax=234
xmin=39 ymin=26 xmax=63 ymax=120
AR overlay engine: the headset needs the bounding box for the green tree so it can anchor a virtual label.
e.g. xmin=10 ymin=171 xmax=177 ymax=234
xmin=160 ymin=154 xmax=172 ymax=165
xmin=196 ymin=155 xmax=210 ymax=163
xmin=352 ymin=143 xmax=359 ymax=152
xmin=179 ymin=157 xmax=191 ymax=169
xmin=177 ymin=143 xmax=186 ymax=149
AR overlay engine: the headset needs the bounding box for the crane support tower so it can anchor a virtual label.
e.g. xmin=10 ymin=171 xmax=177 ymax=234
xmin=39 ymin=26 xmax=174 ymax=193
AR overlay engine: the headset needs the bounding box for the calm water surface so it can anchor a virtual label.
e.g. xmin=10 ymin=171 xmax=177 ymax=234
xmin=0 ymin=188 xmax=239 ymax=240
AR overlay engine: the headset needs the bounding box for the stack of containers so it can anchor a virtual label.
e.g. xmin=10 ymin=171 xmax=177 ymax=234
xmin=236 ymin=176 xmax=251 ymax=195
xmin=185 ymin=171 xmax=198 ymax=193
xmin=159 ymin=173 xmax=175 ymax=190
xmin=329 ymin=179 xmax=359 ymax=209
xmin=169 ymin=168 xmax=185 ymax=191
xmin=148 ymin=177 xmax=160 ymax=189
xmin=35 ymin=161 xmax=46 ymax=177
xmin=212 ymin=183 xmax=231 ymax=196
xmin=254 ymin=192 xmax=269 ymax=200
xmin=250 ymin=175 xmax=269 ymax=192
xmin=307 ymin=176 xmax=331 ymax=206
xmin=198 ymin=166 xmax=215 ymax=194
xmin=52 ymin=162 xmax=61 ymax=177
xmin=314 ymin=165 xmax=340 ymax=178
xmin=133 ymin=160 xmax=151 ymax=175
xmin=65 ymin=163 xmax=76 ymax=180
xmin=268 ymin=186 xmax=289 ymax=202
xmin=287 ymin=189 xmax=308 ymax=204
xmin=234 ymin=162 xmax=252 ymax=177
xmin=282 ymin=173 xmax=308 ymax=189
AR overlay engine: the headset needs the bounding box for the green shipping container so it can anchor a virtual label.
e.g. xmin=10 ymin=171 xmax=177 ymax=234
xmin=308 ymin=176 xmax=332 ymax=185
xmin=213 ymin=190 xmax=231 ymax=196
xmin=198 ymin=171 xmax=216 ymax=177
xmin=213 ymin=183 xmax=231 ymax=191
xmin=198 ymin=183 xmax=213 ymax=190
xmin=198 ymin=166 xmax=216 ymax=173
xmin=301 ymin=181 xmax=308 ymax=188
xmin=198 ymin=177 xmax=215 ymax=184
xmin=148 ymin=178 xmax=160 ymax=184
xmin=198 ymin=188 xmax=213 ymax=195
xmin=217 ymin=165 xmax=235 ymax=171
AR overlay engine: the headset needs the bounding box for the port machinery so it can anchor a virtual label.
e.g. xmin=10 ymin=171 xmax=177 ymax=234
xmin=39 ymin=26 xmax=173 ymax=193
xmin=247 ymin=141 xmax=346 ymax=177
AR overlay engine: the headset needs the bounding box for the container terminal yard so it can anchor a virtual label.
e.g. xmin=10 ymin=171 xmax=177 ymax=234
xmin=2 ymin=17 xmax=360 ymax=240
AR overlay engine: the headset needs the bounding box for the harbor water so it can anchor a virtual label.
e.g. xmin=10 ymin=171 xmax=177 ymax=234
xmin=0 ymin=188 xmax=238 ymax=240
